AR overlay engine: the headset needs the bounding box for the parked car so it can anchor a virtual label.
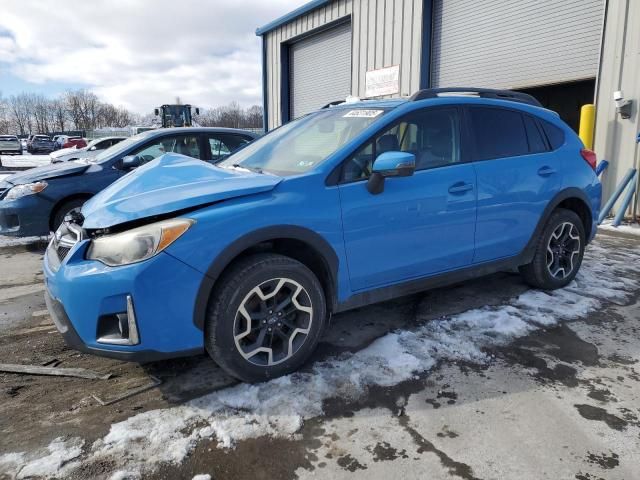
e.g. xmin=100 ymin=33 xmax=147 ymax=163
xmin=50 ymin=137 xmax=127 ymax=163
xmin=41 ymin=88 xmax=601 ymax=383
xmin=27 ymin=135 xmax=56 ymax=154
xmin=0 ymin=127 xmax=256 ymax=237
xmin=0 ymin=135 xmax=23 ymax=155
xmin=62 ymin=137 xmax=87 ymax=149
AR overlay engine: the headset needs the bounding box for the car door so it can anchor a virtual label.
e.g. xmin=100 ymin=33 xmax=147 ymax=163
xmin=338 ymin=107 xmax=477 ymax=291
xmin=468 ymin=106 xmax=563 ymax=263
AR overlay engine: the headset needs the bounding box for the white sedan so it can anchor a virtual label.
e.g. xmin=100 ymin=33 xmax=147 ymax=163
xmin=50 ymin=136 xmax=126 ymax=163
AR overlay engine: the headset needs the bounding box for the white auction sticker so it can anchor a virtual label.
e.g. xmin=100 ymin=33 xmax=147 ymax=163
xmin=343 ymin=109 xmax=384 ymax=118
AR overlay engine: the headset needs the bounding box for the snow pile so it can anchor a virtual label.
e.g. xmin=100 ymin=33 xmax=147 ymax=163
xmin=0 ymin=235 xmax=48 ymax=248
xmin=0 ymin=437 xmax=83 ymax=479
xmin=4 ymin=240 xmax=640 ymax=478
xmin=0 ymin=154 xmax=51 ymax=168
xmin=600 ymin=221 xmax=640 ymax=237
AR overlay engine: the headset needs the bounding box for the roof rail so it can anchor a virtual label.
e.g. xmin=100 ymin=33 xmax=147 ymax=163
xmin=409 ymin=87 xmax=542 ymax=107
xmin=321 ymin=100 xmax=347 ymax=109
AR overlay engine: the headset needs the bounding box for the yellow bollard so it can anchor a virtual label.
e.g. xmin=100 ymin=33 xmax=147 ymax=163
xmin=579 ymin=104 xmax=595 ymax=150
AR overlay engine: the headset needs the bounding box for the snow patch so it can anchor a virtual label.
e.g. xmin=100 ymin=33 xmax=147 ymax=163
xmin=0 ymin=235 xmax=48 ymax=248
xmin=600 ymin=221 xmax=640 ymax=237
xmin=192 ymin=475 xmax=212 ymax=480
xmin=0 ymin=154 xmax=51 ymax=168
xmin=5 ymin=239 xmax=640 ymax=478
xmin=2 ymin=437 xmax=84 ymax=479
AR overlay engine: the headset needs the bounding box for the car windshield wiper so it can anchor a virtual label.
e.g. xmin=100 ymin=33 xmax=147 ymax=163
xmin=231 ymin=163 xmax=263 ymax=174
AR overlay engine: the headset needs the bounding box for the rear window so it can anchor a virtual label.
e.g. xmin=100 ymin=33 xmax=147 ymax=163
xmin=469 ymin=107 xmax=529 ymax=160
xmin=540 ymin=120 xmax=565 ymax=150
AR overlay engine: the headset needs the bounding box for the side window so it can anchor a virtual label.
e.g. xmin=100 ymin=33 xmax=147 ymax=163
xmin=523 ymin=116 xmax=548 ymax=153
xmin=132 ymin=135 xmax=201 ymax=165
xmin=540 ymin=120 xmax=565 ymax=150
xmin=341 ymin=108 xmax=461 ymax=182
xmin=208 ymin=137 xmax=232 ymax=162
xmin=208 ymin=134 xmax=252 ymax=161
xmin=469 ymin=107 xmax=529 ymax=160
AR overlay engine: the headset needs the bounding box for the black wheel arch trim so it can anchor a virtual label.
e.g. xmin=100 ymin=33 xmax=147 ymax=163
xmin=193 ymin=225 xmax=339 ymax=330
xmin=520 ymin=187 xmax=593 ymax=264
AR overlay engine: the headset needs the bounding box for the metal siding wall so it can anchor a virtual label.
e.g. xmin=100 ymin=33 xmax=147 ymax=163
xmin=351 ymin=0 xmax=423 ymax=99
xmin=263 ymin=0 xmax=424 ymax=130
xmin=290 ymin=22 xmax=352 ymax=118
xmin=594 ymin=0 xmax=640 ymax=215
xmin=432 ymin=0 xmax=604 ymax=89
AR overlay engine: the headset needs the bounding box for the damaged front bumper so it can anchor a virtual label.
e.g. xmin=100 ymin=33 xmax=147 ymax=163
xmin=43 ymin=230 xmax=206 ymax=363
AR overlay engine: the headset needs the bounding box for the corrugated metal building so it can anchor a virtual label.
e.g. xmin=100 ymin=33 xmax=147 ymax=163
xmin=594 ymin=0 xmax=640 ymax=215
xmin=257 ymin=0 xmax=605 ymax=132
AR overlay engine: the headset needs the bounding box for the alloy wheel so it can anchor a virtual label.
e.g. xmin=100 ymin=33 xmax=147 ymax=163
xmin=546 ymin=222 xmax=581 ymax=279
xmin=233 ymin=277 xmax=313 ymax=366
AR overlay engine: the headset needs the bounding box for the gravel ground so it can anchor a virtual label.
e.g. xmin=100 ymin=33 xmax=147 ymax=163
xmin=0 ymin=231 xmax=639 ymax=480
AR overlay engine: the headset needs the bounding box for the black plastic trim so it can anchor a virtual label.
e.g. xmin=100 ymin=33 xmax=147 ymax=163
xmin=410 ymin=87 xmax=542 ymax=107
xmin=193 ymin=225 xmax=339 ymax=330
xmin=336 ymin=255 xmax=523 ymax=312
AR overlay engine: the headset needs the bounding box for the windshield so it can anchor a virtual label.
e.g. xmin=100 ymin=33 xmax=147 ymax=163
xmin=218 ymin=107 xmax=389 ymax=175
xmin=92 ymin=132 xmax=153 ymax=163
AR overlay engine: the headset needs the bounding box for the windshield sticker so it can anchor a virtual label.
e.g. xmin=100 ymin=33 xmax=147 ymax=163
xmin=343 ymin=109 xmax=384 ymax=118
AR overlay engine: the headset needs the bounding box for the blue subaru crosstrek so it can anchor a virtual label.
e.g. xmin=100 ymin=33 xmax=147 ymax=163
xmin=43 ymin=88 xmax=601 ymax=382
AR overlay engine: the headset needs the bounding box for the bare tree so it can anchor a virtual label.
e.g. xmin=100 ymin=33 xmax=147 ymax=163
xmin=8 ymin=94 xmax=32 ymax=135
xmin=199 ymin=103 xmax=264 ymax=129
xmin=51 ymin=99 xmax=67 ymax=133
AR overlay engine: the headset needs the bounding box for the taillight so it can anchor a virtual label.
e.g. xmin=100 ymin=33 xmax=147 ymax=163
xmin=580 ymin=148 xmax=597 ymax=171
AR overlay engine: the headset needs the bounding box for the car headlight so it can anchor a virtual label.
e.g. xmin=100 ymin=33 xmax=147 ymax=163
xmin=5 ymin=181 xmax=48 ymax=201
xmin=86 ymin=218 xmax=194 ymax=266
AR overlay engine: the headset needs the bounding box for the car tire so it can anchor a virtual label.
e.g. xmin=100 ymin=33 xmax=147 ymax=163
xmin=52 ymin=198 xmax=87 ymax=232
xmin=205 ymin=253 xmax=327 ymax=383
xmin=519 ymin=208 xmax=585 ymax=290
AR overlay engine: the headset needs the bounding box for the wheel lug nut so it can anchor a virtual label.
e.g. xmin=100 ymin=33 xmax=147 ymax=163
xmin=269 ymin=310 xmax=273 ymax=314
xmin=268 ymin=327 xmax=272 ymax=332
xmin=278 ymin=312 xmax=282 ymax=316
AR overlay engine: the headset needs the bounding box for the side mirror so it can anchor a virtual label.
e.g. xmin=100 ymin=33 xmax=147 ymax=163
xmin=367 ymin=151 xmax=416 ymax=194
xmin=121 ymin=155 xmax=141 ymax=170
xmin=154 ymin=108 xmax=160 ymax=116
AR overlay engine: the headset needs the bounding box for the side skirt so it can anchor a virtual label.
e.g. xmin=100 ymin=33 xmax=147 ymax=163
xmin=335 ymin=254 xmax=527 ymax=313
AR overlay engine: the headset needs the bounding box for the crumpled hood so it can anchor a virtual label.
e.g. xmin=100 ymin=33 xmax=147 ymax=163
xmin=81 ymin=153 xmax=282 ymax=229
xmin=2 ymin=161 xmax=89 ymax=185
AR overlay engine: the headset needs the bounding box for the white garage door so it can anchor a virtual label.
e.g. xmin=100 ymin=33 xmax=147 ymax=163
xmin=290 ymin=22 xmax=352 ymax=119
xmin=431 ymin=0 xmax=604 ymax=88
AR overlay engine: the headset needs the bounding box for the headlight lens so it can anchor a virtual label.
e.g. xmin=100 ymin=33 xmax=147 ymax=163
xmin=5 ymin=181 xmax=48 ymax=201
xmin=86 ymin=218 xmax=194 ymax=266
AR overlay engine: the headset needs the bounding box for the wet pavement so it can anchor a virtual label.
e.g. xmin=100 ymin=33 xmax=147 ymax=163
xmin=0 ymin=231 xmax=639 ymax=480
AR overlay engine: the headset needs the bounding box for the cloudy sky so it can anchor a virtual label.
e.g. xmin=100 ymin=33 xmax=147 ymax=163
xmin=0 ymin=0 xmax=307 ymax=113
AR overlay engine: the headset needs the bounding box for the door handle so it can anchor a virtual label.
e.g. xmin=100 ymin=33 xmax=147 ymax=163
xmin=448 ymin=182 xmax=473 ymax=194
xmin=538 ymin=166 xmax=557 ymax=177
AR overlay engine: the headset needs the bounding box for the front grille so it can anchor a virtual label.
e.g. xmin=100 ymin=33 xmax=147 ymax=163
xmin=48 ymin=222 xmax=84 ymax=270
xmin=56 ymin=246 xmax=71 ymax=260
